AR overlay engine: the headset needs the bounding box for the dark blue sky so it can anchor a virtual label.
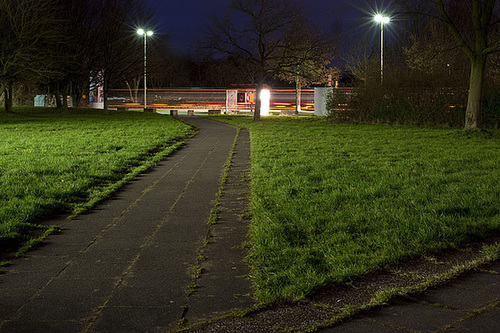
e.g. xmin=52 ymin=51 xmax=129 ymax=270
xmin=143 ymin=0 xmax=380 ymax=53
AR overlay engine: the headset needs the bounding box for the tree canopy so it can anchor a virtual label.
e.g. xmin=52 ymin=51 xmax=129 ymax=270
xmin=0 ymin=0 xmax=153 ymax=112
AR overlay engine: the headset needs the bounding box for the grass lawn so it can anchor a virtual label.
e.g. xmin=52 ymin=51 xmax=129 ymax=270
xmin=0 ymin=107 xmax=195 ymax=253
xmin=211 ymin=115 xmax=500 ymax=302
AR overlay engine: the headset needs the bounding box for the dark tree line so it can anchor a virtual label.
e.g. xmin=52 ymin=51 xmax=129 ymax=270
xmin=0 ymin=0 xmax=153 ymax=112
xmin=0 ymin=0 xmax=61 ymax=112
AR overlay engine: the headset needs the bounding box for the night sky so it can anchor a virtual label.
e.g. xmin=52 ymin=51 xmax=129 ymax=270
xmin=143 ymin=0 xmax=381 ymax=54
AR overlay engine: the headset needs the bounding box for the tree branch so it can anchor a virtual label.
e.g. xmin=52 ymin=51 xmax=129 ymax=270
xmin=437 ymin=0 xmax=474 ymax=59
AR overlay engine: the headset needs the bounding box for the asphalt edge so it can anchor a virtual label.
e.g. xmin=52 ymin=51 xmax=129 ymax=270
xmin=178 ymin=236 xmax=500 ymax=332
xmin=312 ymin=240 xmax=500 ymax=332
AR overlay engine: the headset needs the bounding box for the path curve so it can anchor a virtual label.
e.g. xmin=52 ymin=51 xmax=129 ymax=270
xmin=0 ymin=116 xmax=253 ymax=332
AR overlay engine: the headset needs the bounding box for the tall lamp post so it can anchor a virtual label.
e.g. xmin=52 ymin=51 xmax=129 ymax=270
xmin=137 ymin=28 xmax=153 ymax=109
xmin=374 ymin=14 xmax=390 ymax=84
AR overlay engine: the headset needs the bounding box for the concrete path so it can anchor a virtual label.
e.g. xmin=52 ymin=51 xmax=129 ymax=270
xmin=0 ymin=117 xmax=253 ymax=332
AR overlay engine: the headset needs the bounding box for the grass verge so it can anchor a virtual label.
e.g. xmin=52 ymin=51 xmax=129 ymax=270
xmin=0 ymin=107 xmax=196 ymax=254
xmin=210 ymin=115 xmax=500 ymax=302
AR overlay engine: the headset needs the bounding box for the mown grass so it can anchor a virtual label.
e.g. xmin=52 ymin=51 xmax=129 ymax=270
xmin=210 ymin=115 xmax=500 ymax=302
xmin=0 ymin=107 xmax=195 ymax=252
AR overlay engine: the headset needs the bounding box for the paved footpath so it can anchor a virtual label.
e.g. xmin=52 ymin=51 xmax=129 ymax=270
xmin=0 ymin=117 xmax=253 ymax=332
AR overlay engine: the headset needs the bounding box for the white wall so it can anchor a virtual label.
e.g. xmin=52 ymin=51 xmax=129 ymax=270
xmin=314 ymin=87 xmax=332 ymax=116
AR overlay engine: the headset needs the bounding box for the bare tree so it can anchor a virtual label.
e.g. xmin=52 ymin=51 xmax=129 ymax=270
xmin=44 ymin=0 xmax=101 ymax=109
xmin=341 ymin=31 xmax=379 ymax=85
xmin=403 ymin=19 xmax=470 ymax=87
xmin=0 ymin=0 xmax=62 ymax=112
xmin=437 ymin=0 xmax=500 ymax=129
xmin=207 ymin=0 xmax=326 ymax=120
xmin=92 ymin=0 xmax=149 ymax=111
xmin=277 ymin=25 xmax=335 ymax=114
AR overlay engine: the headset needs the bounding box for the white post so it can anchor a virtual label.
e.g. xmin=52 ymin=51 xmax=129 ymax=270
xmin=374 ymin=14 xmax=390 ymax=84
xmin=137 ymin=29 xmax=153 ymax=109
xmin=380 ymin=23 xmax=384 ymax=84
xmin=143 ymin=33 xmax=147 ymax=108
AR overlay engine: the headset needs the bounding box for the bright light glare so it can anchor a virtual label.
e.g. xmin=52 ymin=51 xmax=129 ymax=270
xmin=137 ymin=29 xmax=153 ymax=36
xmin=260 ymin=89 xmax=270 ymax=116
xmin=260 ymin=89 xmax=270 ymax=100
xmin=374 ymin=14 xmax=390 ymax=24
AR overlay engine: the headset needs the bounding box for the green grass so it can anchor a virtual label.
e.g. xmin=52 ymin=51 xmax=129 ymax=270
xmin=0 ymin=107 xmax=196 ymax=250
xmin=210 ymin=115 xmax=500 ymax=302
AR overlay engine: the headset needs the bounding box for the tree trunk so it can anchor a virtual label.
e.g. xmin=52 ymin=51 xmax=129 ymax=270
xmin=62 ymin=84 xmax=69 ymax=109
xmin=5 ymin=82 xmax=13 ymax=113
xmin=135 ymin=78 xmax=141 ymax=103
xmin=54 ymin=85 xmax=63 ymax=108
xmin=125 ymin=80 xmax=134 ymax=103
xmin=295 ymin=73 xmax=301 ymax=115
xmin=73 ymin=82 xmax=83 ymax=108
xmin=103 ymin=80 xmax=109 ymax=113
xmin=254 ymin=83 xmax=262 ymax=121
xmin=74 ymin=81 xmax=87 ymax=108
xmin=465 ymin=56 xmax=486 ymax=130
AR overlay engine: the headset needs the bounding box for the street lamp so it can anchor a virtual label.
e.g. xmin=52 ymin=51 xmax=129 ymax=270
xmin=374 ymin=14 xmax=390 ymax=84
xmin=137 ymin=28 xmax=153 ymax=109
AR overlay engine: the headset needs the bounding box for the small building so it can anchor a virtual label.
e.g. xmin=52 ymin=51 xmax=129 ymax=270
xmin=225 ymin=84 xmax=271 ymax=115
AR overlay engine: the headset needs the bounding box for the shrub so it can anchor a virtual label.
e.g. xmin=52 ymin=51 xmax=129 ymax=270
xmin=325 ymin=85 xmax=467 ymax=127
xmin=482 ymin=89 xmax=500 ymax=128
xmin=324 ymin=89 xmax=351 ymax=122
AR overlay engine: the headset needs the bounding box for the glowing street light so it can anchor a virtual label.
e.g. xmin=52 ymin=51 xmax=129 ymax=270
xmin=137 ymin=28 xmax=154 ymax=109
xmin=374 ymin=14 xmax=390 ymax=84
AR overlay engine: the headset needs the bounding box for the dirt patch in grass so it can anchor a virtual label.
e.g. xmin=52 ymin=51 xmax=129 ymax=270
xmin=180 ymin=234 xmax=500 ymax=333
